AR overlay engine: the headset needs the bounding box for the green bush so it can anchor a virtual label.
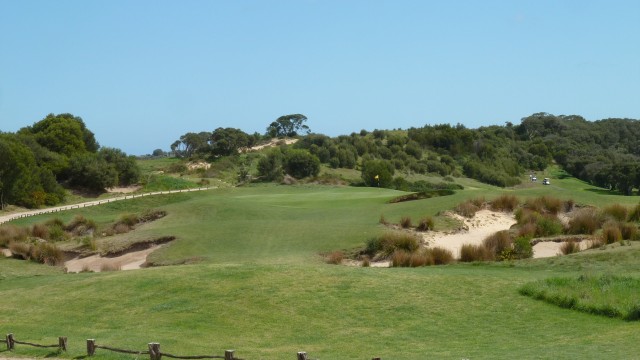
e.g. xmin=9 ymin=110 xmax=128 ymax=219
xmin=535 ymin=215 xmax=564 ymax=237
xmin=284 ymin=149 xmax=320 ymax=179
xmin=361 ymin=159 xmax=395 ymax=188
xmin=513 ymin=236 xmax=533 ymax=259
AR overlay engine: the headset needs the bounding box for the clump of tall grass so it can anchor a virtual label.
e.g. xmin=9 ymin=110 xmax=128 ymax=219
xmin=416 ymin=216 xmax=434 ymax=231
xmin=560 ymin=241 xmax=580 ymax=255
xmin=9 ymin=241 xmax=32 ymax=260
xmin=628 ymin=203 xmax=640 ymax=222
xmin=100 ymin=263 xmax=122 ymax=272
xmin=563 ymin=199 xmax=575 ymax=212
xmin=31 ymin=223 xmax=50 ymax=240
xmin=365 ymin=231 xmax=421 ymax=258
xmin=400 ymin=216 xmax=413 ymax=229
xmin=390 ymin=247 xmax=453 ymax=267
xmin=65 ymin=215 xmax=97 ymax=236
xmin=483 ymin=231 xmax=512 ymax=257
xmin=0 ymin=225 xmax=29 ymax=247
xmin=459 ymin=244 xmax=494 ymax=262
xmin=602 ymin=223 xmax=622 ymax=244
xmin=566 ymin=208 xmax=602 ymax=235
xmin=602 ymin=204 xmax=628 ymax=222
xmin=325 ymin=251 xmax=344 ymax=265
xmin=525 ymin=196 xmax=562 ymax=215
xmin=490 ymin=195 xmax=519 ymax=212
xmin=619 ymin=222 xmax=638 ymax=240
xmin=8 ymin=241 xmax=63 ymax=265
xmin=455 ymin=200 xmax=480 ymax=218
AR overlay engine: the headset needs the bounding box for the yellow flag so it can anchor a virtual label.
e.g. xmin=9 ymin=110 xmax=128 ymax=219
xmin=374 ymin=175 xmax=379 ymax=180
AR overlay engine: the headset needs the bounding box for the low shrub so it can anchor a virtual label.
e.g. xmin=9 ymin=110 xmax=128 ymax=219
xmin=602 ymin=204 xmax=628 ymax=222
xmin=325 ymin=251 xmax=344 ymax=265
xmin=490 ymin=195 xmax=519 ymax=212
xmin=535 ymin=215 xmax=564 ymax=237
xmin=48 ymin=224 xmax=67 ymax=242
xmin=513 ymin=236 xmax=533 ymax=259
xmin=400 ymin=216 xmax=413 ymax=229
xmin=560 ymin=241 xmax=580 ymax=255
xmin=602 ymin=224 xmax=622 ymax=244
xmin=459 ymin=244 xmax=494 ymax=262
xmin=567 ymin=208 xmax=602 ymax=235
xmin=416 ymin=216 xmax=434 ymax=231
xmin=470 ymin=197 xmax=486 ymax=208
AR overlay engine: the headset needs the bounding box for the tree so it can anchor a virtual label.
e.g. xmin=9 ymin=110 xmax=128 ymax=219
xmin=361 ymin=159 xmax=394 ymax=188
xmin=67 ymin=153 xmax=118 ymax=191
xmin=257 ymin=148 xmax=284 ymax=181
xmin=210 ymin=127 xmax=252 ymax=157
xmin=266 ymin=114 xmax=310 ymax=138
xmin=284 ymin=149 xmax=320 ymax=179
xmin=20 ymin=113 xmax=98 ymax=156
xmin=99 ymin=147 xmax=140 ymax=186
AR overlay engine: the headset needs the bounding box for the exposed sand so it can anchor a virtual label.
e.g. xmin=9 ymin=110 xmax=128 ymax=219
xmin=64 ymin=245 xmax=161 ymax=273
xmin=106 ymin=185 xmax=142 ymax=193
xmin=2 ymin=248 xmax=11 ymax=257
xmin=240 ymin=138 xmax=299 ymax=152
xmin=423 ymin=209 xmax=517 ymax=258
xmin=532 ymin=240 xmax=592 ymax=258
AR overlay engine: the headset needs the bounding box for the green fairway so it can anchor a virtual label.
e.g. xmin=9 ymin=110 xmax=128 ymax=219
xmin=2 ymin=175 xmax=640 ymax=359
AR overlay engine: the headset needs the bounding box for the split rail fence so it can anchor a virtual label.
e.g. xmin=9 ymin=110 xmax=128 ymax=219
xmin=0 ymin=187 xmax=211 ymax=226
xmin=2 ymin=333 xmax=384 ymax=359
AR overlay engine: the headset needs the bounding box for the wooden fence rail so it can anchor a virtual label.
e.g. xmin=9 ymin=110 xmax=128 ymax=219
xmin=5 ymin=333 xmax=383 ymax=359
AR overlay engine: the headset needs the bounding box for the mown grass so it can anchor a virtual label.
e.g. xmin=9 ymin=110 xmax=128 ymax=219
xmin=2 ymin=174 xmax=640 ymax=358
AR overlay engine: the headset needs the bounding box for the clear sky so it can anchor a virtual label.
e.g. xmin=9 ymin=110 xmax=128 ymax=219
xmin=1 ymin=1 xmax=639 ymax=155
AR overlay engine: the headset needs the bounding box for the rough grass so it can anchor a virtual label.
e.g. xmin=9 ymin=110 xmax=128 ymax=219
xmin=567 ymin=208 xmax=602 ymax=235
xmin=519 ymin=275 xmax=640 ymax=321
xmin=416 ymin=216 xmax=434 ymax=231
xmin=490 ymin=194 xmax=519 ymax=212
xmin=560 ymin=241 xmax=580 ymax=255
xmin=459 ymin=244 xmax=494 ymax=262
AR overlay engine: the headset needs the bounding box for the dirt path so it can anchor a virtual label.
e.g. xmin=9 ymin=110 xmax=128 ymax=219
xmin=0 ymin=187 xmax=212 ymax=225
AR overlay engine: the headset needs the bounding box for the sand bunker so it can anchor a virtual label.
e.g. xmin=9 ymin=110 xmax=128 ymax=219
xmin=64 ymin=245 xmax=161 ymax=273
xmin=532 ymin=240 xmax=591 ymax=258
xmin=423 ymin=210 xmax=517 ymax=258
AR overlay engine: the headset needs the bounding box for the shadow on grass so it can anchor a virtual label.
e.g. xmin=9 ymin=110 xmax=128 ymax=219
xmin=584 ymin=188 xmax=625 ymax=196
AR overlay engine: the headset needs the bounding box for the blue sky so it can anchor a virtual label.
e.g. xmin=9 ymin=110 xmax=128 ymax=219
xmin=1 ymin=1 xmax=639 ymax=155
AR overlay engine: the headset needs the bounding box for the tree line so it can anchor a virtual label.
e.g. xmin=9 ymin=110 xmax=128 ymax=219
xmin=171 ymin=112 xmax=640 ymax=194
xmin=1 ymin=113 xmax=139 ymax=208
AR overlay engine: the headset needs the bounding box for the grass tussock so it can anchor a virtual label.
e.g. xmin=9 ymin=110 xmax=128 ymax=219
xmin=483 ymin=231 xmax=512 ymax=257
xmin=628 ymin=203 xmax=640 ymax=222
xmin=400 ymin=216 xmax=413 ymax=229
xmin=490 ymin=195 xmax=519 ymax=212
xmin=567 ymin=208 xmax=602 ymax=235
xmin=602 ymin=223 xmax=622 ymax=244
xmin=390 ymin=247 xmax=453 ymax=267
xmin=459 ymin=244 xmax=494 ymax=262
xmin=0 ymin=225 xmax=29 ymax=247
xmin=100 ymin=263 xmax=122 ymax=272
xmin=416 ymin=216 xmax=435 ymax=231
xmin=519 ymin=275 xmax=640 ymax=321
xmin=325 ymin=251 xmax=344 ymax=265
xmin=455 ymin=200 xmax=480 ymax=218
xmin=525 ymin=196 xmax=562 ymax=215
xmin=602 ymin=204 xmax=628 ymax=222
xmin=9 ymin=241 xmax=63 ymax=265
xmin=379 ymin=214 xmax=388 ymax=225
xmin=365 ymin=231 xmax=421 ymax=258
xmin=619 ymin=222 xmax=638 ymax=240
xmin=560 ymin=241 xmax=580 ymax=255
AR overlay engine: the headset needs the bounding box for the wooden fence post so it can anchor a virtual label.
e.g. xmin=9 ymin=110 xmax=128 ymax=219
xmin=87 ymin=339 xmax=96 ymax=356
xmin=297 ymin=351 xmax=308 ymax=360
xmin=224 ymin=350 xmax=235 ymax=360
xmin=58 ymin=336 xmax=67 ymax=351
xmin=148 ymin=342 xmax=161 ymax=360
xmin=6 ymin=333 xmax=14 ymax=350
